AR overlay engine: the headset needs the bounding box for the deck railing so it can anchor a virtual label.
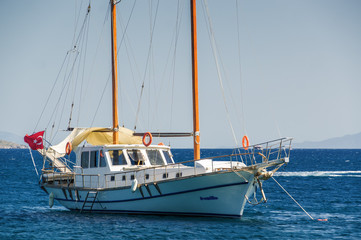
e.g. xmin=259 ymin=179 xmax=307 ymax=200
xmin=42 ymin=137 xmax=292 ymax=189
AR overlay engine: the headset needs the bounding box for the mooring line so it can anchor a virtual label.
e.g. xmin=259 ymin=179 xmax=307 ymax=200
xmin=271 ymin=177 xmax=314 ymax=221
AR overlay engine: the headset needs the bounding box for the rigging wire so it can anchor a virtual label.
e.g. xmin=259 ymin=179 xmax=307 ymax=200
xmin=154 ymin=0 xmax=184 ymax=133
xmin=33 ymin=53 xmax=69 ymax=133
xmin=75 ymin=3 xmax=92 ymax=127
xmin=34 ymin=3 xmax=91 ymax=142
xmin=133 ymin=0 xmax=160 ymax=130
xmin=235 ymin=0 xmax=247 ymax=136
xmin=72 ymin=0 xmax=86 ymax=47
xmin=50 ymin=6 xmax=91 ymax=141
xmin=49 ymin=51 xmax=80 ymax=142
xmin=84 ymin=3 xmax=111 ymax=127
xmin=47 ymin=48 xmax=76 ymax=139
xmin=148 ymin=1 xmax=154 ymax=130
xmin=202 ymin=0 xmax=239 ymax=146
xmin=90 ymin=74 xmax=112 ymax=127
xmin=148 ymin=0 xmax=184 ymax=132
xmin=169 ymin=0 xmax=183 ymax=131
xmin=116 ymin=0 xmax=138 ymax=127
xmin=69 ymin=12 xmax=90 ymax=129
xmin=91 ymin=0 xmax=137 ymax=127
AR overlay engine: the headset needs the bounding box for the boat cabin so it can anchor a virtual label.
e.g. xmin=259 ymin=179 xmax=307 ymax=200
xmin=73 ymin=145 xmax=176 ymax=188
xmin=75 ymin=145 xmax=174 ymax=172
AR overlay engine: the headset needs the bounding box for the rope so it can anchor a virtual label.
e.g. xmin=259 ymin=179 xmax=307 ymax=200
xmin=272 ymin=177 xmax=314 ymax=220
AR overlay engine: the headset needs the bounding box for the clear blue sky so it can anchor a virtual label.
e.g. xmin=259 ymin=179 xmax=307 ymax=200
xmin=1 ymin=0 xmax=361 ymax=148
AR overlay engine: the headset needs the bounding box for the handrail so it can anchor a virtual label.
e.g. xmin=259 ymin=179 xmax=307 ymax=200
xmin=41 ymin=137 xmax=293 ymax=189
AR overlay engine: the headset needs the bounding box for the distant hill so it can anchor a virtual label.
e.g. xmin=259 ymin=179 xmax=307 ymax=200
xmin=0 ymin=140 xmax=26 ymax=149
xmin=0 ymin=131 xmax=24 ymax=145
xmin=0 ymin=131 xmax=26 ymax=149
xmin=294 ymin=132 xmax=361 ymax=149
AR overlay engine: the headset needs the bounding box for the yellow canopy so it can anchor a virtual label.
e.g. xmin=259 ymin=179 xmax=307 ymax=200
xmin=48 ymin=127 xmax=142 ymax=158
xmin=72 ymin=127 xmax=142 ymax=147
xmin=39 ymin=127 xmax=142 ymax=173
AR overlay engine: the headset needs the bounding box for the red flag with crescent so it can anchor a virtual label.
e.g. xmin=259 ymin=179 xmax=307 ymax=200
xmin=24 ymin=131 xmax=45 ymax=150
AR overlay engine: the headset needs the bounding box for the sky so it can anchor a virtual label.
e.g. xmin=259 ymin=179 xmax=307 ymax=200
xmin=1 ymin=0 xmax=361 ymax=148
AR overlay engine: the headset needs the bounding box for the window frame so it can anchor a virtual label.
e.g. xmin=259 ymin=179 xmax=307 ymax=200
xmin=89 ymin=151 xmax=98 ymax=168
xmin=81 ymin=151 xmax=90 ymax=169
xmin=162 ymin=150 xmax=174 ymax=164
xmin=127 ymin=149 xmax=145 ymax=165
xmin=147 ymin=149 xmax=165 ymax=166
xmin=108 ymin=149 xmax=127 ymax=166
xmin=99 ymin=150 xmax=106 ymax=168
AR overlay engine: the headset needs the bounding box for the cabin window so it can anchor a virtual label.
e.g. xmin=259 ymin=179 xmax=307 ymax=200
xmin=99 ymin=150 xmax=106 ymax=167
xmin=90 ymin=151 xmax=98 ymax=168
xmin=128 ymin=150 xmax=145 ymax=165
xmin=109 ymin=150 xmax=127 ymax=166
xmin=145 ymin=174 xmax=149 ymax=180
xmin=122 ymin=175 xmax=126 ymax=181
xmin=81 ymin=152 xmax=89 ymax=168
xmin=147 ymin=150 xmax=164 ymax=165
xmin=163 ymin=173 xmax=169 ymax=179
xmin=163 ymin=151 xmax=173 ymax=164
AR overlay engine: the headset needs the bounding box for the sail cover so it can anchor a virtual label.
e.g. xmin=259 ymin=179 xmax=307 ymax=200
xmin=44 ymin=127 xmax=142 ymax=158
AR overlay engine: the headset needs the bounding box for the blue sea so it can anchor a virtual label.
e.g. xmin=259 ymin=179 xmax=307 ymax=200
xmin=1 ymin=149 xmax=360 ymax=239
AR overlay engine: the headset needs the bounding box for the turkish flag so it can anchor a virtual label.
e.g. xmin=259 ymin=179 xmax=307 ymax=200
xmin=24 ymin=131 xmax=45 ymax=150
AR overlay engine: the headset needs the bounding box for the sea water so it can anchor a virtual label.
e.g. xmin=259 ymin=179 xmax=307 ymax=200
xmin=1 ymin=149 xmax=360 ymax=239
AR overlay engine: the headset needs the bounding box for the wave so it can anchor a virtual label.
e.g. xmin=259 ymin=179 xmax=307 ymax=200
xmin=274 ymin=171 xmax=361 ymax=177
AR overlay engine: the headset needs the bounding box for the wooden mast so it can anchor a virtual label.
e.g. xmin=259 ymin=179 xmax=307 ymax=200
xmin=190 ymin=0 xmax=200 ymax=160
xmin=111 ymin=0 xmax=119 ymax=144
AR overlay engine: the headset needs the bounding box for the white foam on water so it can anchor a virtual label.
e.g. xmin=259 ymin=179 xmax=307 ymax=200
xmin=274 ymin=171 xmax=361 ymax=177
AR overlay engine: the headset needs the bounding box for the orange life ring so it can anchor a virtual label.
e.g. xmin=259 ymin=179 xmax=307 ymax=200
xmin=65 ymin=142 xmax=72 ymax=155
xmin=142 ymin=132 xmax=152 ymax=147
xmin=242 ymin=135 xmax=249 ymax=150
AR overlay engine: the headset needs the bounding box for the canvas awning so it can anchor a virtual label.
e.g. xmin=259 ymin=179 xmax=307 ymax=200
xmin=39 ymin=127 xmax=142 ymax=169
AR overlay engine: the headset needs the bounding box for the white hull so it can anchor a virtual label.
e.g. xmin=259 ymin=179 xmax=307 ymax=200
xmin=43 ymin=170 xmax=256 ymax=217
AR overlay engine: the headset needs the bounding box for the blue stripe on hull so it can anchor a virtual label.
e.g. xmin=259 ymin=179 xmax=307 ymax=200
xmin=54 ymin=181 xmax=248 ymax=204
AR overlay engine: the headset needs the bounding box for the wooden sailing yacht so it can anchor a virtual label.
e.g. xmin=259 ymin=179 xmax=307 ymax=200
xmin=25 ymin=0 xmax=292 ymax=217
